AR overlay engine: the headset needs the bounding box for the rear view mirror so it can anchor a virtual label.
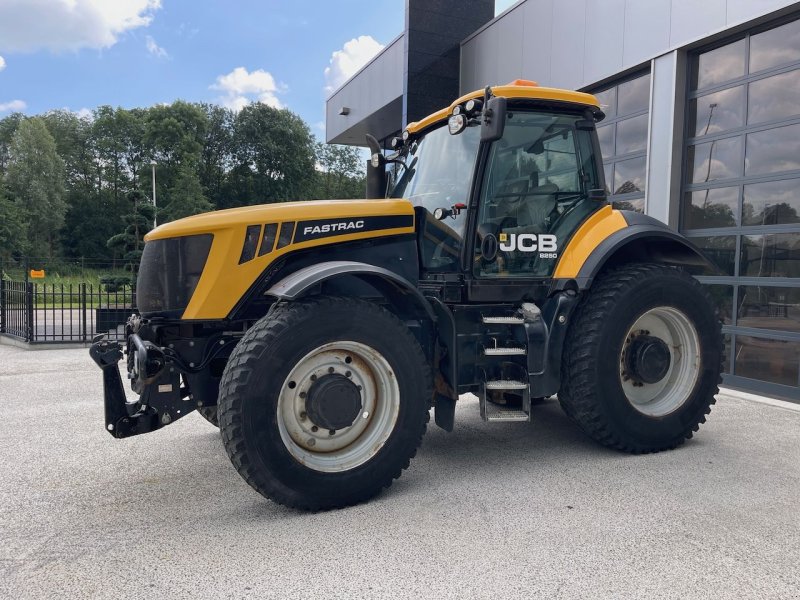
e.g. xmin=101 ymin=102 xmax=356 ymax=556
xmin=481 ymin=96 xmax=507 ymax=143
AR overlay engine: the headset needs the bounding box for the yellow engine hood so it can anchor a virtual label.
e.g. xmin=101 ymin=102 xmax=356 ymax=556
xmin=145 ymin=199 xmax=416 ymax=320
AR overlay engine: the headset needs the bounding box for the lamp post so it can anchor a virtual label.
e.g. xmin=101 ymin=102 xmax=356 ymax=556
xmin=151 ymin=162 xmax=158 ymax=227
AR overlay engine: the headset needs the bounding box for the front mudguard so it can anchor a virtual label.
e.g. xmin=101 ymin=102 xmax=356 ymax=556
xmin=90 ymin=335 xmax=193 ymax=438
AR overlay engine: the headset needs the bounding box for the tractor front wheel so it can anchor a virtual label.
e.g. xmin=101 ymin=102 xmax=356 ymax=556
xmin=559 ymin=263 xmax=722 ymax=453
xmin=217 ymin=297 xmax=432 ymax=510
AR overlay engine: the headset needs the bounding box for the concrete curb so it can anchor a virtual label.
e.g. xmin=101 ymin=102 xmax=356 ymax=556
xmin=720 ymin=386 xmax=800 ymax=412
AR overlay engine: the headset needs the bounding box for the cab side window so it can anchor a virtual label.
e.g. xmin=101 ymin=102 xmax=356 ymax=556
xmin=475 ymin=112 xmax=591 ymax=278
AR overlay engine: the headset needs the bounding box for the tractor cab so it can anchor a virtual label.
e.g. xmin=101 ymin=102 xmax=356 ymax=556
xmin=372 ymin=81 xmax=606 ymax=282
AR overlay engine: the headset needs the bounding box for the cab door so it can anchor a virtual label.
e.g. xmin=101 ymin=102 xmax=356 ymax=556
xmin=472 ymin=110 xmax=604 ymax=281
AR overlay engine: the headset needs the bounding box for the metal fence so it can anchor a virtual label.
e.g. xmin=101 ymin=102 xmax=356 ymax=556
xmin=0 ymin=280 xmax=136 ymax=344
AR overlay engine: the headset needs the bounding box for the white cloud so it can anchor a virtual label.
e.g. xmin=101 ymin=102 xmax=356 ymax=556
xmin=324 ymin=35 xmax=384 ymax=96
xmin=76 ymin=107 xmax=93 ymax=119
xmin=0 ymin=56 xmax=5 ymax=71
xmin=0 ymin=99 xmax=26 ymax=112
xmin=0 ymin=0 xmax=161 ymax=53
xmin=211 ymin=67 xmax=284 ymax=111
xmin=145 ymin=35 xmax=168 ymax=58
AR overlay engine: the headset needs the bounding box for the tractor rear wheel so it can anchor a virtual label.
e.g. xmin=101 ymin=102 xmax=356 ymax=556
xmin=218 ymin=296 xmax=432 ymax=510
xmin=197 ymin=406 xmax=219 ymax=427
xmin=559 ymin=263 xmax=722 ymax=453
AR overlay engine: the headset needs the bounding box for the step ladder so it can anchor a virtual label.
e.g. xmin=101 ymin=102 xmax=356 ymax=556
xmin=478 ymin=310 xmax=534 ymax=423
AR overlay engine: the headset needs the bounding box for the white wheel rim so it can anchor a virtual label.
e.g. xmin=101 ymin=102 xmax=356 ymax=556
xmin=277 ymin=341 xmax=400 ymax=472
xmin=619 ymin=306 xmax=701 ymax=417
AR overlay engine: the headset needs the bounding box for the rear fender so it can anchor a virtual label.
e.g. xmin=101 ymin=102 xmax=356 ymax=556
xmin=554 ymin=211 xmax=719 ymax=290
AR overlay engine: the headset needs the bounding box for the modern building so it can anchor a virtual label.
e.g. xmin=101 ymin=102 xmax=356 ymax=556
xmin=326 ymin=0 xmax=800 ymax=401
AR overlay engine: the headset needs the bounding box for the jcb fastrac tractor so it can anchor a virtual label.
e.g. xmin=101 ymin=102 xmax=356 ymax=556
xmin=91 ymin=80 xmax=722 ymax=510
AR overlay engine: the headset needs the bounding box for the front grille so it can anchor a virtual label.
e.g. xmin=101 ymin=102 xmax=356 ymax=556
xmin=137 ymin=234 xmax=213 ymax=316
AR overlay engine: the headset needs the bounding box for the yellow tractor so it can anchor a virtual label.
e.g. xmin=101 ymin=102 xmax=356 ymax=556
xmin=91 ymin=80 xmax=722 ymax=510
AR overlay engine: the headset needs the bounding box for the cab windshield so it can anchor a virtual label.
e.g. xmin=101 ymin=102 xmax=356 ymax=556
xmin=390 ymin=123 xmax=481 ymax=271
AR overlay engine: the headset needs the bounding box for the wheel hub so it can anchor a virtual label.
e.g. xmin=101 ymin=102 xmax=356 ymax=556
xmin=305 ymin=373 xmax=362 ymax=430
xmin=626 ymin=334 xmax=671 ymax=384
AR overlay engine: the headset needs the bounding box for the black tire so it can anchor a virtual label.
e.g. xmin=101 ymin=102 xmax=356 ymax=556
xmin=559 ymin=263 xmax=722 ymax=453
xmin=197 ymin=406 xmax=219 ymax=427
xmin=218 ymin=296 xmax=432 ymax=511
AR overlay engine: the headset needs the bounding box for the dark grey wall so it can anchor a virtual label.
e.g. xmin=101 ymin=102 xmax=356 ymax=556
xmin=403 ymin=0 xmax=493 ymax=126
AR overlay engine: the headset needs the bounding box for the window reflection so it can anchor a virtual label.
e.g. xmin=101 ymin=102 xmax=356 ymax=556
xmin=597 ymin=124 xmax=614 ymax=159
xmin=738 ymin=286 xmax=800 ymax=332
xmin=615 ymin=113 xmax=648 ymax=155
xmin=740 ymin=233 xmax=800 ymax=277
xmin=689 ymin=86 xmax=744 ymax=137
xmin=617 ymin=74 xmax=651 ymax=115
xmin=683 ymin=187 xmax=738 ymax=229
xmin=743 ymin=179 xmax=800 ymax=226
xmin=748 ymin=70 xmax=800 ymax=125
xmin=689 ymin=136 xmax=742 ymax=183
xmin=735 ymin=336 xmax=800 ymax=386
xmin=685 ymin=235 xmax=737 ymax=275
xmin=745 ymin=123 xmax=800 ymax=176
xmin=603 ymin=163 xmax=613 ymax=195
xmin=613 ymin=156 xmax=646 ymax=194
xmin=594 ymin=87 xmax=616 ymax=119
xmin=750 ymin=18 xmax=800 ymax=73
xmin=693 ymin=39 xmax=745 ymax=90
xmin=611 ymin=198 xmax=644 ymax=212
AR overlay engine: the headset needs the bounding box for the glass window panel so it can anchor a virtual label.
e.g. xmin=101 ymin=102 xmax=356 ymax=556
xmin=682 ymin=187 xmax=738 ymax=229
xmin=750 ymin=18 xmax=800 ymax=73
xmin=748 ymin=69 xmax=800 ymax=124
xmin=597 ymin=123 xmax=614 ymax=159
xmin=688 ymin=86 xmax=744 ymax=137
xmin=737 ymin=286 xmax=800 ymax=333
xmin=740 ymin=233 xmax=800 ymax=278
xmin=611 ymin=198 xmax=644 ymax=212
xmin=685 ymin=235 xmax=737 ymax=275
xmin=595 ymin=87 xmax=616 ymax=119
xmin=688 ymin=136 xmax=742 ymax=183
xmin=613 ymin=156 xmax=646 ymax=194
xmin=723 ymin=334 xmax=731 ymax=374
xmin=734 ymin=335 xmax=800 ymax=387
xmin=617 ymin=74 xmax=650 ymax=115
xmin=615 ymin=113 xmax=648 ymax=155
xmin=745 ymin=123 xmax=800 ymax=176
xmin=703 ymin=284 xmax=733 ymax=324
xmin=693 ymin=39 xmax=746 ymax=90
xmin=743 ymin=179 xmax=800 ymax=226
xmin=603 ymin=163 xmax=613 ymax=195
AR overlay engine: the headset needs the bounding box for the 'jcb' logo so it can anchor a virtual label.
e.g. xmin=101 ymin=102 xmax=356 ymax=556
xmin=499 ymin=233 xmax=558 ymax=253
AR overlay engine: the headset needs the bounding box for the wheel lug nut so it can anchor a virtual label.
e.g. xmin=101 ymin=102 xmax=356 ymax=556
xmin=299 ymin=391 xmax=307 ymax=399
xmin=311 ymin=425 xmax=318 ymax=432
xmin=299 ymin=411 xmax=307 ymax=420
xmin=310 ymin=374 xmax=317 ymax=381
xmin=328 ymin=367 xmax=335 ymax=374
xmin=345 ymin=371 xmax=352 ymax=378
xmin=329 ymin=429 xmax=336 ymax=436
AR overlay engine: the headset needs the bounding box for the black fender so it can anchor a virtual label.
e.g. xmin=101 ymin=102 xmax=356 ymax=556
xmin=266 ymin=260 xmax=437 ymax=322
xmin=566 ymin=212 xmax=719 ymax=289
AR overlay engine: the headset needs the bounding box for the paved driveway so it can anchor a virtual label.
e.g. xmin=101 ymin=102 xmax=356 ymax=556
xmin=1 ymin=345 xmax=799 ymax=599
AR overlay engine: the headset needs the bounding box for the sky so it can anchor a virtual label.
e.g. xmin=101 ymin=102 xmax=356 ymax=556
xmin=0 ymin=1 xmax=517 ymax=137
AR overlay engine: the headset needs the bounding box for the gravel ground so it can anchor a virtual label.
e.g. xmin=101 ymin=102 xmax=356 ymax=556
xmin=1 ymin=344 xmax=799 ymax=599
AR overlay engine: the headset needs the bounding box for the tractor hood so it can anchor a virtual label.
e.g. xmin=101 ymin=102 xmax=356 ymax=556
xmin=145 ymin=199 xmax=415 ymax=241
xmin=140 ymin=199 xmax=416 ymax=320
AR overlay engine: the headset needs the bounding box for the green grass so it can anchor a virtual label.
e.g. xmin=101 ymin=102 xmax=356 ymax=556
xmin=1 ymin=267 xmax=135 ymax=309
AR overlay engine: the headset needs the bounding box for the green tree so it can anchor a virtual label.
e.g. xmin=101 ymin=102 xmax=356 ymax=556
xmin=6 ymin=118 xmax=67 ymax=259
xmin=162 ymin=163 xmax=213 ymax=222
xmin=229 ymin=104 xmax=315 ymax=206
xmin=313 ymin=142 xmax=365 ymax=199
xmin=107 ymin=190 xmax=155 ymax=273
xmin=199 ymin=103 xmax=234 ymax=207
xmin=0 ymin=184 xmax=27 ymax=261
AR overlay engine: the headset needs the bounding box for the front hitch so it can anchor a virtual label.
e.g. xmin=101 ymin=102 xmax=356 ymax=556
xmin=90 ymin=334 xmax=192 ymax=438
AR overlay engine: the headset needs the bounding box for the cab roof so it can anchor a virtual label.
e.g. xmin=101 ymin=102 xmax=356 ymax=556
xmin=405 ymin=80 xmax=602 ymax=135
